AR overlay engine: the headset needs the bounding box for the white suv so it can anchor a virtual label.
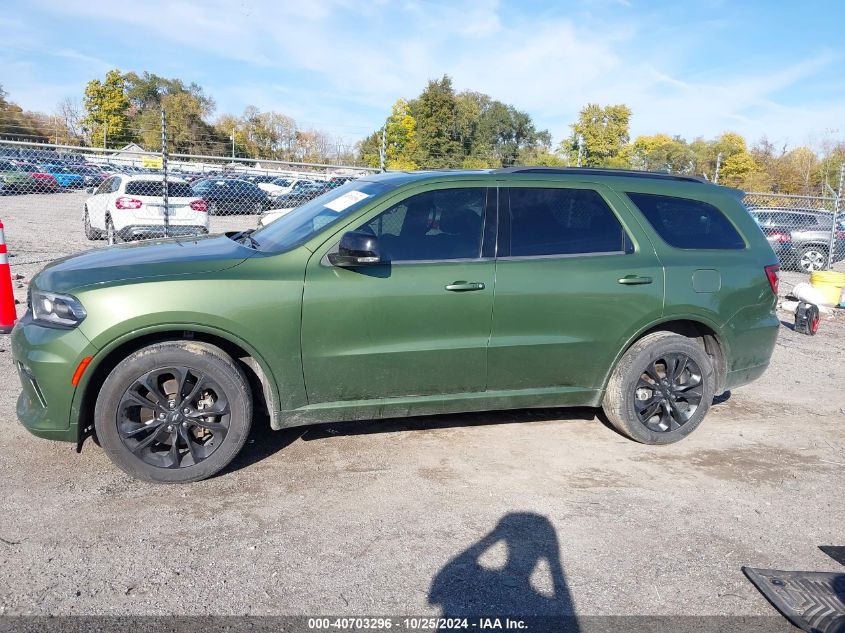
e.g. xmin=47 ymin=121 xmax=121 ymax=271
xmin=83 ymin=174 xmax=209 ymax=242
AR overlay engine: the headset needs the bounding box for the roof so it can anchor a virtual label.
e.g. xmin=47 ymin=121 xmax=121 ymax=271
xmin=362 ymin=166 xmax=713 ymax=187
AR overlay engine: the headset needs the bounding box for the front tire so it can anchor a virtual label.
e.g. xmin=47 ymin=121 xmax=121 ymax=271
xmin=94 ymin=341 xmax=253 ymax=483
xmin=602 ymin=332 xmax=715 ymax=444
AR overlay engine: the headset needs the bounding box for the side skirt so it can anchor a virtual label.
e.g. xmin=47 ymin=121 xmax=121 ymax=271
xmin=275 ymin=386 xmax=602 ymax=429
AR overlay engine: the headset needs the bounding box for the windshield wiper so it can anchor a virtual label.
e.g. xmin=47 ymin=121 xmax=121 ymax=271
xmin=232 ymin=229 xmax=260 ymax=249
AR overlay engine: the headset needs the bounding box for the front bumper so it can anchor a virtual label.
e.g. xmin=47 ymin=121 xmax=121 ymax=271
xmin=11 ymin=313 xmax=97 ymax=443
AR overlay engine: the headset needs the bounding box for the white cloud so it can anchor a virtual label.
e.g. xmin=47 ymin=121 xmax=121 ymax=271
xmin=10 ymin=0 xmax=845 ymax=149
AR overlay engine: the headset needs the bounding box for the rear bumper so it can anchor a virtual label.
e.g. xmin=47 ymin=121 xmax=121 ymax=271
xmin=118 ymin=225 xmax=209 ymax=240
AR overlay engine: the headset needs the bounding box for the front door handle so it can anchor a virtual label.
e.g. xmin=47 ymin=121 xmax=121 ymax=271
xmin=618 ymin=275 xmax=653 ymax=285
xmin=445 ymin=281 xmax=486 ymax=292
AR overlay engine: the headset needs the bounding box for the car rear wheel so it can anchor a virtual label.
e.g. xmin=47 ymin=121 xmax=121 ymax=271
xmin=94 ymin=341 xmax=253 ymax=483
xmin=83 ymin=208 xmax=101 ymax=240
xmin=602 ymin=331 xmax=715 ymax=444
xmin=208 ymin=202 xmax=219 ymax=216
xmin=798 ymin=246 xmax=827 ymax=273
xmin=105 ymin=215 xmax=118 ymax=244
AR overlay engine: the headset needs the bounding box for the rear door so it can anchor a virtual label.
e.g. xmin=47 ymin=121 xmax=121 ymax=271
xmin=488 ymin=182 xmax=665 ymax=395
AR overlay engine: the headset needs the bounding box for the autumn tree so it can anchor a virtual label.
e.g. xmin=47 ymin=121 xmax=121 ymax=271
xmin=626 ymin=134 xmax=693 ymax=173
xmin=384 ymin=98 xmax=419 ymax=170
xmin=562 ymin=103 xmax=631 ymax=167
xmin=82 ymin=70 xmax=133 ymax=148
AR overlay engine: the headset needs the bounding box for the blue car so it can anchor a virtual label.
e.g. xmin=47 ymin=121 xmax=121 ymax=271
xmin=39 ymin=163 xmax=85 ymax=189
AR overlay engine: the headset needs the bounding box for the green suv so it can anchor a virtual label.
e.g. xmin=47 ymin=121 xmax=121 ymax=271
xmin=12 ymin=168 xmax=780 ymax=482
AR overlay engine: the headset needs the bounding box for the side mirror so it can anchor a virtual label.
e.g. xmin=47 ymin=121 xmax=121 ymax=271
xmin=328 ymin=231 xmax=381 ymax=267
xmin=85 ymin=187 xmax=95 ymax=194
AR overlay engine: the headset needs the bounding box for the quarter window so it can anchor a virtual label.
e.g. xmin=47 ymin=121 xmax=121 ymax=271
xmin=359 ymin=188 xmax=486 ymax=261
xmin=505 ymin=187 xmax=629 ymax=256
xmin=626 ymin=192 xmax=745 ymax=250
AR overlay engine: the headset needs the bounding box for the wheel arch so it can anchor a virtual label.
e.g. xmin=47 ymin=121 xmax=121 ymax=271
xmin=73 ymin=325 xmax=281 ymax=445
xmin=601 ymin=317 xmax=728 ymax=396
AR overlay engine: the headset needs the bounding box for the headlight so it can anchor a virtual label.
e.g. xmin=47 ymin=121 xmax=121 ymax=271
xmin=30 ymin=290 xmax=87 ymax=328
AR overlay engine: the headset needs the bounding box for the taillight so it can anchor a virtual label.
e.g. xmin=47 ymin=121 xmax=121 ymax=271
xmin=764 ymin=264 xmax=780 ymax=295
xmin=769 ymin=231 xmax=791 ymax=243
xmin=115 ymin=197 xmax=143 ymax=210
xmin=190 ymin=199 xmax=208 ymax=212
xmin=836 ymin=230 xmax=845 ymax=240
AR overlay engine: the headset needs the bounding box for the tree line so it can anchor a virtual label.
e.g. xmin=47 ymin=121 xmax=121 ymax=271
xmin=1 ymin=71 xmax=843 ymax=195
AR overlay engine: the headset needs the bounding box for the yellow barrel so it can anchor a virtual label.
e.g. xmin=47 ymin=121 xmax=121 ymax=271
xmin=810 ymin=270 xmax=845 ymax=306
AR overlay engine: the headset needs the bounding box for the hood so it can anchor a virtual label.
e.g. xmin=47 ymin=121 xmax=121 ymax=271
xmin=35 ymin=234 xmax=255 ymax=293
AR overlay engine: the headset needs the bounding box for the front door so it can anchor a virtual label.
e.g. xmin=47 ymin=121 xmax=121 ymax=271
xmin=301 ymin=185 xmax=496 ymax=404
xmin=487 ymin=182 xmax=665 ymax=395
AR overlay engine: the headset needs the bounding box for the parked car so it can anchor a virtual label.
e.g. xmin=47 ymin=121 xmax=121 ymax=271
xmin=257 ymin=177 xmax=313 ymax=198
xmin=748 ymin=207 xmax=845 ymax=273
xmin=12 ymin=167 xmax=781 ymax=482
xmin=0 ymin=159 xmax=37 ymax=193
xmin=190 ymin=178 xmax=270 ymax=214
xmin=38 ymin=163 xmax=85 ymax=189
xmin=269 ymin=181 xmax=331 ymax=209
xmin=257 ymin=206 xmax=298 ymax=227
xmin=13 ymin=160 xmax=59 ymax=192
xmin=82 ymin=174 xmax=209 ymax=242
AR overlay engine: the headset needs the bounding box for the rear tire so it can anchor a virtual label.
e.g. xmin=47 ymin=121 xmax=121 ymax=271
xmin=94 ymin=341 xmax=253 ymax=483
xmin=83 ymin=208 xmax=101 ymax=240
xmin=602 ymin=331 xmax=715 ymax=444
xmin=798 ymin=246 xmax=827 ymax=273
xmin=105 ymin=215 xmax=117 ymax=244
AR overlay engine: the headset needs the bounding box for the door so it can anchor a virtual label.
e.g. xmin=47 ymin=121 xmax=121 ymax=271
xmin=488 ymin=183 xmax=665 ymax=394
xmin=87 ymin=176 xmax=118 ymax=230
xmin=301 ymin=185 xmax=496 ymax=404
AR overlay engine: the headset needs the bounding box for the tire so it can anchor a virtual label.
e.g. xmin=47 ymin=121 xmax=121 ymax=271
xmin=208 ymin=202 xmax=219 ymax=216
xmin=253 ymin=201 xmax=263 ymax=215
xmin=797 ymin=245 xmax=827 ymax=273
xmin=105 ymin=215 xmax=117 ymax=244
xmin=94 ymin=341 xmax=253 ymax=483
xmin=83 ymin=208 xmax=101 ymax=240
xmin=602 ymin=331 xmax=715 ymax=445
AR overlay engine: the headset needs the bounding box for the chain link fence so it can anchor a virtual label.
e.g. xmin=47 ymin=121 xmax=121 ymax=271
xmin=742 ymin=191 xmax=844 ymax=274
xmin=0 ymin=135 xmax=377 ymax=259
xmin=1 ymin=134 xmax=843 ymax=278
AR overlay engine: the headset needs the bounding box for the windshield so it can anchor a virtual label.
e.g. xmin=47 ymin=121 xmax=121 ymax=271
xmin=252 ymin=179 xmax=394 ymax=252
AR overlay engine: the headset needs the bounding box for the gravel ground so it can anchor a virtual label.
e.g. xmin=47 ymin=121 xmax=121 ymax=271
xmin=0 ymin=191 xmax=844 ymax=619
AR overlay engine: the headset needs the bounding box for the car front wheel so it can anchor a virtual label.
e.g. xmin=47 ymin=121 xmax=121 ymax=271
xmin=798 ymin=246 xmax=827 ymax=273
xmin=94 ymin=341 xmax=253 ymax=483
xmin=602 ymin=331 xmax=715 ymax=444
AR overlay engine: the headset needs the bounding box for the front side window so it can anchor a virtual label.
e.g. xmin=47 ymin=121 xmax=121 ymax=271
xmin=359 ymin=188 xmax=486 ymax=262
xmin=505 ymin=187 xmax=629 ymax=256
xmin=626 ymin=192 xmax=745 ymax=250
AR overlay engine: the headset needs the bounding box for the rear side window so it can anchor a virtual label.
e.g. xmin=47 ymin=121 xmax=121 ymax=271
xmin=505 ymin=187 xmax=629 ymax=256
xmin=125 ymin=181 xmax=194 ymax=197
xmin=626 ymin=192 xmax=745 ymax=250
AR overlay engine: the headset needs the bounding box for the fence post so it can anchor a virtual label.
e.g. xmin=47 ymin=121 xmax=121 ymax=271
xmin=161 ymin=108 xmax=169 ymax=238
xmin=826 ymin=163 xmax=844 ymax=270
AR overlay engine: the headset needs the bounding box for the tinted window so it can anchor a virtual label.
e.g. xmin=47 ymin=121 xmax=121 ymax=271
xmin=125 ymin=181 xmax=194 ymax=197
xmin=361 ymin=188 xmax=486 ymax=262
xmin=506 ymin=188 xmax=628 ymax=256
xmin=626 ymin=192 xmax=745 ymax=250
xmin=94 ymin=177 xmax=113 ymax=195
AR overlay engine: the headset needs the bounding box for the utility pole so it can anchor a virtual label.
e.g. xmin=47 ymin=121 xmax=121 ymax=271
xmin=103 ymin=122 xmax=107 ymax=151
xmin=714 ymin=152 xmax=723 ymax=184
xmin=379 ymin=126 xmax=386 ymax=172
xmin=161 ymin=108 xmax=169 ymax=238
xmin=231 ymin=127 xmax=236 ymax=160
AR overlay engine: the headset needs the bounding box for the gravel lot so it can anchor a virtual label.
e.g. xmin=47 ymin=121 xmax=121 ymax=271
xmin=0 ymin=190 xmax=844 ymax=619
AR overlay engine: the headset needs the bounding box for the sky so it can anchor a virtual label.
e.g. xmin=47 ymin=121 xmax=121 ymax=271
xmin=1 ymin=0 xmax=844 ymax=150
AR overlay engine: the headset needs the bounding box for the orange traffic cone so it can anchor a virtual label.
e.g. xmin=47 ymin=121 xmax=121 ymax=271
xmin=0 ymin=219 xmax=17 ymax=333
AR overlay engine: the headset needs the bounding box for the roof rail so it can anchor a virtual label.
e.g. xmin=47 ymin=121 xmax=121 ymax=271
xmin=494 ymin=166 xmax=709 ymax=184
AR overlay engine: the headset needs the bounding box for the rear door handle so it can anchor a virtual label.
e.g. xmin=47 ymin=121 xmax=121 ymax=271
xmin=445 ymin=281 xmax=486 ymax=292
xmin=618 ymin=275 xmax=653 ymax=285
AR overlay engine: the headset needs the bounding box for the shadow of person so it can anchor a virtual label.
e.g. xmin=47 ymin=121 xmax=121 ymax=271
xmin=429 ymin=513 xmax=577 ymax=629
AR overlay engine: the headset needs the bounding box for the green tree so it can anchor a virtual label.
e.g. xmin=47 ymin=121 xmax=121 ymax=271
xmin=626 ymin=134 xmax=693 ymax=173
xmin=562 ymin=103 xmax=631 ymax=167
xmin=82 ymin=70 xmax=133 ymax=148
xmin=409 ymin=75 xmax=462 ymax=168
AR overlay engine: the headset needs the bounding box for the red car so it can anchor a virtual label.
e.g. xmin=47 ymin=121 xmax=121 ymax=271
xmin=14 ymin=160 xmax=59 ymax=193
